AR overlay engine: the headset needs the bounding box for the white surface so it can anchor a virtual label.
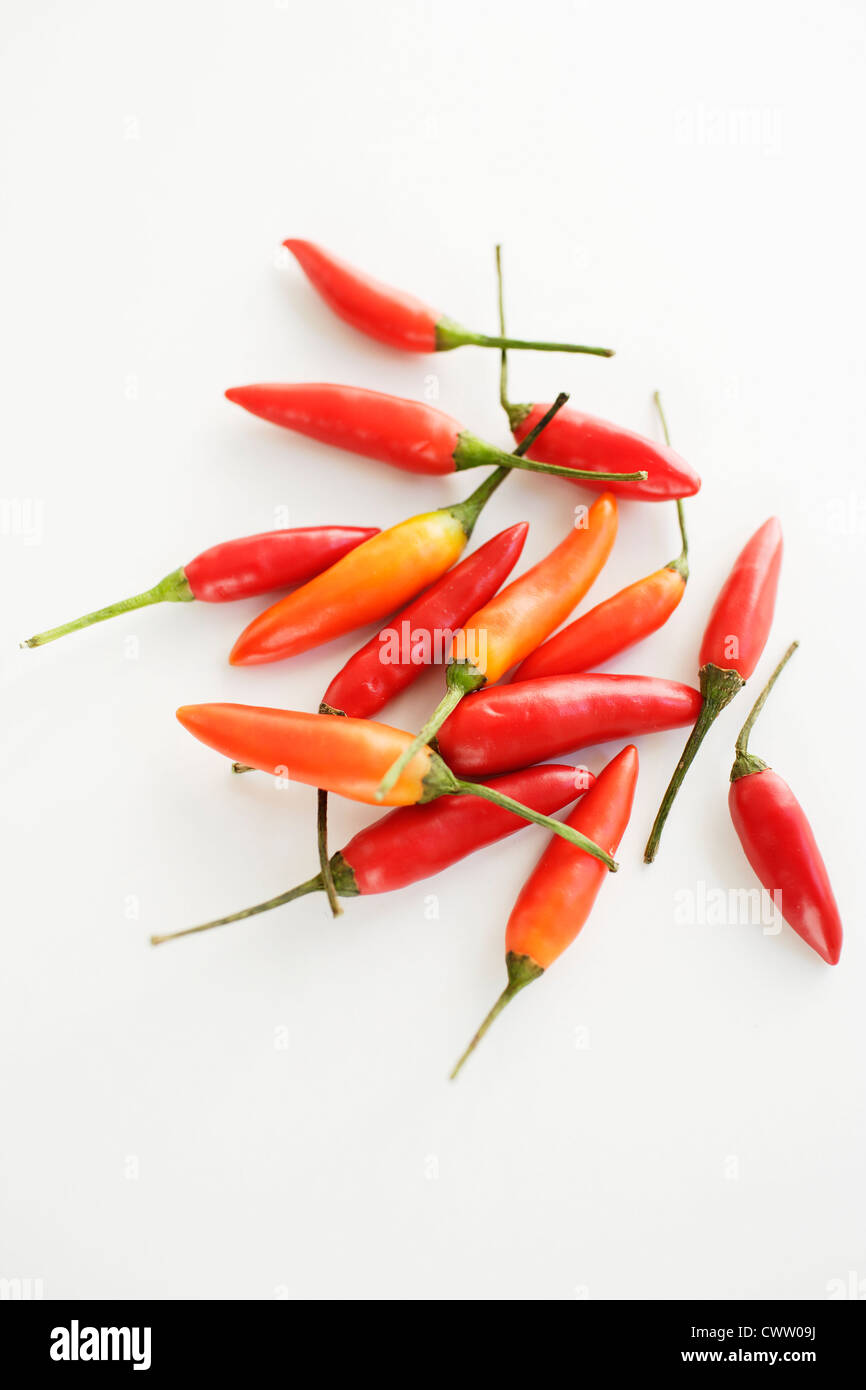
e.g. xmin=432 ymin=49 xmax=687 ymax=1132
xmin=1 ymin=0 xmax=864 ymax=1301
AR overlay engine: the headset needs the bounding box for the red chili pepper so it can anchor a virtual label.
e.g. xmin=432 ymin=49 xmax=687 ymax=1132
xmin=450 ymin=745 xmax=638 ymax=1078
xmin=315 ymin=522 xmax=529 ymax=915
xmin=437 ymin=673 xmax=702 ymax=777
xmin=728 ymin=642 xmax=842 ymax=965
xmin=322 ymin=524 xmax=529 ymax=719
xmin=150 ymin=763 xmax=596 ymax=946
xmin=20 ymin=526 xmax=379 ymax=649
xmin=376 ymin=496 xmax=619 ymax=797
xmin=175 ymin=704 xmax=619 ymax=868
xmin=283 ymin=238 xmax=615 ymax=357
xmin=494 ymin=247 xmax=700 ymax=501
xmin=514 ymin=393 xmax=689 ymax=682
xmin=224 ymin=382 xmax=648 ymax=485
xmin=644 ymin=516 xmax=783 ymax=862
xmin=228 ymin=396 xmax=571 ymax=667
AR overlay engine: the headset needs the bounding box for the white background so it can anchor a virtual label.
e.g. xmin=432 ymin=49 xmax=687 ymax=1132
xmin=2 ymin=0 xmax=864 ymax=1300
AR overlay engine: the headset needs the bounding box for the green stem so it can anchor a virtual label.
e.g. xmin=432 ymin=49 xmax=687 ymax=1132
xmin=495 ymin=246 xmax=553 ymax=430
xmin=317 ymin=701 xmax=347 ymax=918
xmin=22 ymin=567 xmax=193 ymax=647
xmin=436 ymin=315 xmax=614 ymax=358
xmin=455 ymin=428 xmax=647 ymax=484
xmin=375 ymin=682 xmax=470 ymax=802
xmin=656 ymin=391 xmax=692 ymax=581
xmin=653 ymin=388 xmax=673 ymax=448
xmin=232 ymin=763 xmax=254 ymax=774
xmin=447 ymin=390 xmax=575 ymax=537
xmin=450 ymin=952 xmax=544 ymax=1080
xmin=378 ymin=388 xmax=588 ymax=802
xmin=455 ymin=780 xmax=618 ymax=870
xmin=731 ymin=641 xmax=799 ymax=781
xmin=644 ymin=663 xmax=746 ymax=863
xmin=150 ymin=874 xmax=324 ymax=946
xmin=496 ymin=244 xmax=511 ymax=415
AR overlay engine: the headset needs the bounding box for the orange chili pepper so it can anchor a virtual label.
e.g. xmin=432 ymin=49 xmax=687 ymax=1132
xmin=377 ymin=493 xmax=618 ymax=797
xmin=176 ymin=704 xmax=620 ymax=868
xmin=229 ymin=395 xmax=569 ymax=666
xmin=229 ymin=492 xmax=478 ymax=666
xmin=515 ymin=396 xmax=688 ymax=681
xmin=450 ymin=744 xmax=638 ymax=1078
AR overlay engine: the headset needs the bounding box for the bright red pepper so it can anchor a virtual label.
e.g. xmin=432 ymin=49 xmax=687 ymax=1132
xmin=176 ymin=704 xmax=619 ymax=867
xmin=507 ymin=403 xmax=701 ymax=502
xmin=450 ymin=745 xmax=638 ymax=1078
xmin=516 ymin=517 xmax=688 ymax=680
xmin=728 ymin=642 xmax=842 ymax=965
xmin=514 ymin=393 xmax=690 ymax=680
xmin=225 ymin=382 xmax=648 ymax=485
xmin=376 ymin=496 xmax=619 ymax=797
xmin=283 ymin=238 xmax=615 ymax=357
xmin=150 ymin=763 xmax=596 ymax=946
xmin=644 ymin=516 xmax=783 ymax=862
xmin=315 ymin=521 xmax=528 ymax=915
xmin=494 ymin=247 xmax=700 ymax=501
xmin=437 ymin=673 xmax=701 ymax=777
xmin=321 ymin=523 xmax=529 ymax=719
xmin=228 ymin=397 xmax=572 ymax=667
xmin=21 ymin=526 xmax=378 ymax=649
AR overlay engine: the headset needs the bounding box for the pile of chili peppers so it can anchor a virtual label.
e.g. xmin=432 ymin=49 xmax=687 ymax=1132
xmin=23 ymin=239 xmax=845 ymax=1079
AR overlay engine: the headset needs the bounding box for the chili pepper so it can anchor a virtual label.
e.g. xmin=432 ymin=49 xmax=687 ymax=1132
xmin=437 ymin=672 xmax=702 ymax=777
xmin=224 ymin=382 xmax=648 ymax=485
xmin=283 ymin=238 xmax=615 ymax=357
xmin=644 ymin=516 xmax=783 ymax=862
xmin=20 ymin=526 xmax=379 ymax=649
xmin=229 ymin=394 xmax=574 ymax=666
xmin=315 ymin=522 xmax=529 ymax=915
xmin=175 ymin=704 xmax=620 ymax=868
xmin=514 ymin=393 xmax=689 ymax=681
xmin=376 ymin=495 xmax=619 ymax=797
xmin=494 ymin=246 xmax=700 ymax=500
xmin=322 ymin=523 xmax=529 ymax=718
xmin=728 ymin=642 xmax=842 ymax=965
xmin=150 ymin=763 xmax=596 ymax=946
xmin=450 ymin=745 xmax=638 ymax=1079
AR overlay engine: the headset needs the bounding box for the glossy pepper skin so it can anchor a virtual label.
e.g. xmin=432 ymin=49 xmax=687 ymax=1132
xmin=178 ymin=704 xmax=438 ymax=807
xmin=493 ymin=246 xmax=698 ymax=501
xmin=375 ymin=495 xmax=618 ymax=797
xmin=514 ymin=495 xmax=688 ymax=681
xmin=151 ymin=763 xmax=596 ymax=945
xmin=454 ymin=495 xmax=618 ymax=685
xmin=515 ymin=566 xmax=686 ymax=680
xmin=229 ymin=474 xmax=495 ymax=666
xmin=21 ymin=526 xmax=379 ymax=649
xmin=437 ymin=673 xmax=701 ymax=777
xmin=183 ymin=527 xmax=378 ymax=601
xmin=225 ymin=383 xmax=648 ymax=485
xmin=508 ymin=404 xmax=700 ymax=501
xmin=451 ymin=746 xmax=638 ymax=1078
xmin=727 ymin=642 xmax=842 ymax=965
xmin=699 ymin=517 xmax=784 ymax=680
xmin=283 ymin=239 xmax=615 ymax=357
xmin=644 ymin=516 xmax=783 ymax=863
xmin=323 ymin=523 xmax=529 ymax=719
xmin=176 ymin=705 xmax=619 ymax=866
xmin=229 ymin=396 xmax=578 ymax=667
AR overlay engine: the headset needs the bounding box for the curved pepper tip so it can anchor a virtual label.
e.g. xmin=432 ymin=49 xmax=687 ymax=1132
xmin=227 ymin=629 xmax=261 ymax=666
xmin=176 ymin=704 xmax=205 ymax=735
